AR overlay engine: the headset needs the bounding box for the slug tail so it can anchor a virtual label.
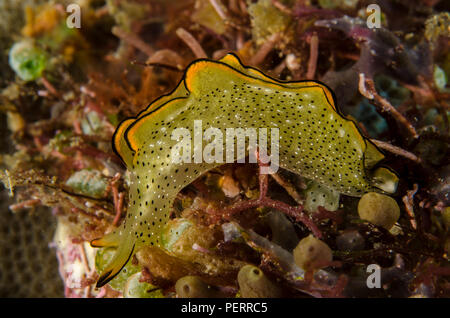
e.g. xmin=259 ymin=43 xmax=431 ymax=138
xmin=370 ymin=166 xmax=399 ymax=194
xmin=96 ymin=242 xmax=135 ymax=288
xmin=364 ymin=140 xmax=385 ymax=170
xmin=90 ymin=231 xmax=120 ymax=248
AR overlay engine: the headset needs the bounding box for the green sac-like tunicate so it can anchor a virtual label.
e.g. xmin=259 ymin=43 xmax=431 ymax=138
xmin=304 ymin=180 xmax=340 ymax=213
xmin=293 ymin=235 xmax=333 ymax=271
xmin=81 ymin=111 xmax=104 ymax=136
xmin=357 ymin=192 xmax=400 ymax=230
xmin=175 ymin=276 xmax=222 ymax=298
xmin=9 ymin=40 xmax=47 ymax=81
xmin=434 ymin=65 xmax=447 ymax=92
xmin=160 ymin=218 xmax=194 ymax=252
xmin=65 ymin=169 xmax=109 ymax=199
xmin=123 ymin=272 xmax=164 ymax=298
xmin=237 ymin=265 xmax=282 ymax=298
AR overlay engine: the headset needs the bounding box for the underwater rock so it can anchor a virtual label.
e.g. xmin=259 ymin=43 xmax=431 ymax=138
xmin=168 ymin=219 xmax=247 ymax=284
xmin=317 ymin=15 xmax=432 ymax=109
xmin=336 ymin=230 xmax=365 ymax=251
xmin=136 ymin=246 xmax=198 ymax=285
xmin=0 ymin=203 xmax=63 ymax=297
xmin=265 ymin=210 xmax=299 ymax=252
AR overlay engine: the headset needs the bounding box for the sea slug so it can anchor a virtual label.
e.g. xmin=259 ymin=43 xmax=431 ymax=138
xmin=92 ymin=53 xmax=398 ymax=287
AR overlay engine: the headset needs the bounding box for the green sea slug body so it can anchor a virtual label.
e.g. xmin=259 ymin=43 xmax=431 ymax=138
xmin=92 ymin=53 xmax=398 ymax=287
